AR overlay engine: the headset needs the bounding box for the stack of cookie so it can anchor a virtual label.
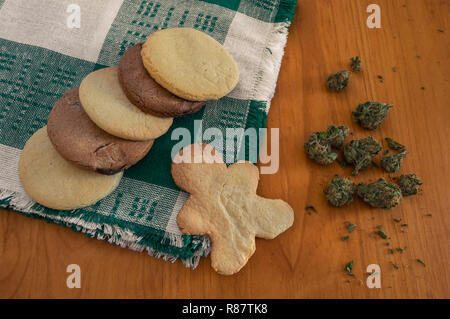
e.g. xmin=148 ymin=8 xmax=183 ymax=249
xmin=19 ymin=28 xmax=239 ymax=210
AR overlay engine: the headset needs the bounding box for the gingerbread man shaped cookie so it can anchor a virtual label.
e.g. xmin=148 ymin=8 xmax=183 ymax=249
xmin=172 ymin=144 xmax=294 ymax=275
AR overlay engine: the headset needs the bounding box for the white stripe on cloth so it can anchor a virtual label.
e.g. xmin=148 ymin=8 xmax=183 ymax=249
xmin=0 ymin=143 xmax=29 ymax=195
xmin=0 ymin=0 xmax=124 ymax=62
xmin=224 ymin=12 xmax=291 ymax=110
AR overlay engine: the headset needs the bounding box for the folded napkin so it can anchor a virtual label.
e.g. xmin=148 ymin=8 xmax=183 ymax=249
xmin=0 ymin=0 xmax=297 ymax=268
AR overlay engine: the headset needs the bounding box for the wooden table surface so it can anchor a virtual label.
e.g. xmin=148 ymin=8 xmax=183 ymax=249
xmin=0 ymin=0 xmax=449 ymax=299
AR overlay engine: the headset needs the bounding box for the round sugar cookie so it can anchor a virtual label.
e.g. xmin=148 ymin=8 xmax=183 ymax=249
xmin=141 ymin=28 xmax=239 ymax=101
xmin=79 ymin=67 xmax=173 ymax=140
xmin=47 ymin=87 xmax=154 ymax=175
xmin=19 ymin=127 xmax=123 ymax=210
xmin=119 ymin=44 xmax=206 ymax=117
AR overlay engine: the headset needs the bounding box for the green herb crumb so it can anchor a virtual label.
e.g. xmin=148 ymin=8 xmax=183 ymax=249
xmin=417 ymin=259 xmax=426 ymax=267
xmin=347 ymin=223 xmax=357 ymax=233
xmin=305 ymin=205 xmax=317 ymax=214
xmin=377 ymin=229 xmax=389 ymax=239
xmin=345 ymin=260 xmax=354 ymax=276
xmin=350 ymin=56 xmax=362 ymax=73
xmin=385 ymin=137 xmax=406 ymax=152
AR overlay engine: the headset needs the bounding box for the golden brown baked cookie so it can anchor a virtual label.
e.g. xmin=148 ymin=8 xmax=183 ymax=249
xmin=19 ymin=127 xmax=123 ymax=210
xmin=141 ymin=28 xmax=239 ymax=101
xmin=47 ymin=87 xmax=153 ymax=175
xmin=172 ymin=144 xmax=294 ymax=275
xmin=79 ymin=67 xmax=173 ymax=141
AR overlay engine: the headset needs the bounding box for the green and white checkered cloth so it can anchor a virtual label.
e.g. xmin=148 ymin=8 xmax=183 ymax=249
xmin=0 ymin=0 xmax=297 ymax=268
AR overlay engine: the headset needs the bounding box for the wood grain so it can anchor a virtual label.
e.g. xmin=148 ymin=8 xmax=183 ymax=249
xmin=0 ymin=0 xmax=449 ymax=298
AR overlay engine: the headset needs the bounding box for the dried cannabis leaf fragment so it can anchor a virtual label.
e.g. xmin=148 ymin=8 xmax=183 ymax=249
xmin=304 ymin=125 xmax=349 ymax=165
xmin=323 ymin=175 xmax=356 ymax=207
xmin=385 ymin=137 xmax=406 ymax=151
xmin=345 ymin=260 xmax=354 ymax=276
xmin=377 ymin=229 xmax=389 ymax=239
xmin=327 ymin=70 xmax=351 ymax=92
xmin=357 ymin=178 xmax=402 ymax=209
xmin=343 ymin=136 xmax=382 ymax=175
xmin=381 ymin=151 xmax=407 ymax=173
xmin=398 ymin=173 xmax=423 ymax=196
xmin=352 ymin=101 xmax=394 ymax=130
xmin=305 ymin=204 xmax=317 ymax=214
xmin=347 ymin=223 xmax=357 ymax=233
xmin=350 ymin=56 xmax=362 ymax=73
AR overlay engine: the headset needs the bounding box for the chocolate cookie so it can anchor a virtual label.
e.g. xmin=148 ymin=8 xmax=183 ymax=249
xmin=47 ymin=87 xmax=154 ymax=174
xmin=118 ymin=44 xmax=206 ymax=117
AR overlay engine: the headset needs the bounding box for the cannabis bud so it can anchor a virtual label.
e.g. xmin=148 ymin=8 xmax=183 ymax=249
xmin=323 ymin=175 xmax=356 ymax=207
xmin=343 ymin=136 xmax=382 ymax=175
xmin=352 ymin=101 xmax=394 ymax=130
xmin=325 ymin=125 xmax=350 ymax=149
xmin=304 ymin=132 xmax=337 ymax=165
xmin=304 ymin=125 xmax=349 ymax=165
xmin=381 ymin=151 xmax=407 ymax=173
xmin=357 ymin=178 xmax=402 ymax=209
xmin=327 ymin=70 xmax=351 ymax=92
xmin=385 ymin=137 xmax=406 ymax=152
xmin=398 ymin=173 xmax=423 ymax=196
xmin=350 ymin=56 xmax=362 ymax=73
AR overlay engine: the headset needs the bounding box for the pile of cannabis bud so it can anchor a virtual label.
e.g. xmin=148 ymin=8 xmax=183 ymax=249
xmin=319 ymin=56 xmax=427 ymax=277
xmin=308 ymin=56 xmax=423 ymax=212
xmin=350 ymin=56 xmax=362 ymax=73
